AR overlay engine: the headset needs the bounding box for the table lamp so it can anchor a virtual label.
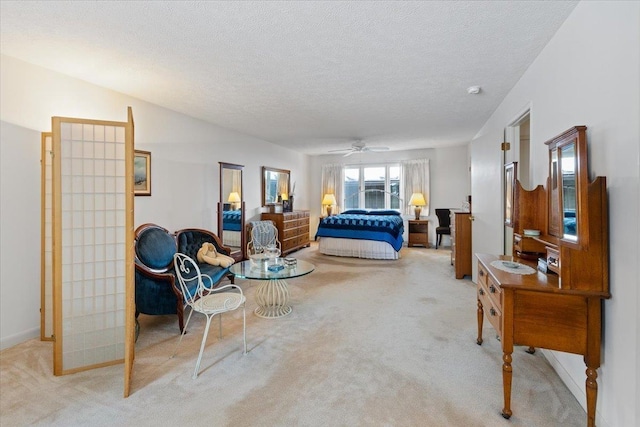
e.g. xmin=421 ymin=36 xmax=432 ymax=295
xmin=228 ymin=192 xmax=241 ymax=210
xmin=322 ymin=193 xmax=337 ymax=216
xmin=409 ymin=192 xmax=426 ymax=220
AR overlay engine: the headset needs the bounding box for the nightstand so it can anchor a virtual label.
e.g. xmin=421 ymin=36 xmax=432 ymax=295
xmin=408 ymin=219 xmax=429 ymax=247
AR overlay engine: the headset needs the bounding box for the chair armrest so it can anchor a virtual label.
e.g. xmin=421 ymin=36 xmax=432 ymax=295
xmin=135 ymin=262 xmax=174 ymax=281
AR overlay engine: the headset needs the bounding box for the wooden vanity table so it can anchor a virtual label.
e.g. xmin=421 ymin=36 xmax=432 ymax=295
xmin=476 ymin=126 xmax=609 ymax=427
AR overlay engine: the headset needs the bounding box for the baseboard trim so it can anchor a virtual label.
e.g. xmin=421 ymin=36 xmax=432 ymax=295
xmin=0 ymin=328 xmax=40 ymax=351
xmin=542 ymin=349 xmax=609 ymax=427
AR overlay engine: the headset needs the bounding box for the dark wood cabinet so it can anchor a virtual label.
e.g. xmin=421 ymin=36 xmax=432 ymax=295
xmin=407 ymin=219 xmax=429 ymax=247
xmin=450 ymin=210 xmax=471 ymax=278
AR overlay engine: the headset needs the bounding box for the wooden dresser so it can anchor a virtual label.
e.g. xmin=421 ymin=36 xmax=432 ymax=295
xmin=450 ymin=210 xmax=471 ymax=279
xmin=476 ymin=126 xmax=609 ymax=427
xmin=261 ymin=211 xmax=310 ymax=255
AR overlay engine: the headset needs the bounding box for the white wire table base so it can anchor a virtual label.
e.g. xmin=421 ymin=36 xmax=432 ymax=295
xmin=253 ymin=278 xmax=292 ymax=318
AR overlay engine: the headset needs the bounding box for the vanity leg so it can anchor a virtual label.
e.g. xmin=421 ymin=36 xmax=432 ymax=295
xmin=476 ymin=299 xmax=484 ymax=345
xmin=585 ymin=367 xmax=598 ymax=427
xmin=501 ymin=352 xmax=513 ymax=419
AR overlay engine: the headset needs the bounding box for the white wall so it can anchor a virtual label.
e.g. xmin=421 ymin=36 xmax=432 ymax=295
xmin=0 ymin=121 xmax=42 ymax=348
xmin=470 ymin=2 xmax=639 ymax=426
xmin=0 ymin=55 xmax=311 ymax=349
xmin=309 ymin=145 xmax=470 ymax=246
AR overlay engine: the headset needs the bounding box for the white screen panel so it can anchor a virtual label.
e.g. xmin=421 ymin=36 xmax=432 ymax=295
xmin=56 ymin=121 xmax=126 ymax=372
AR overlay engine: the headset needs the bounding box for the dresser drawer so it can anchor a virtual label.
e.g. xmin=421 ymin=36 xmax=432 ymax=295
xmin=477 ymin=282 xmax=502 ymax=336
xmin=282 ymin=238 xmax=296 ymax=252
xmin=282 ymin=228 xmax=298 ymax=239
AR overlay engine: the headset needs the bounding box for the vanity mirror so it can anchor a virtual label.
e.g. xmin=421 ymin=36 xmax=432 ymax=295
xmin=545 ymin=126 xmax=588 ymax=246
xmin=262 ymin=166 xmax=290 ymax=206
xmin=218 ymin=162 xmax=245 ymax=261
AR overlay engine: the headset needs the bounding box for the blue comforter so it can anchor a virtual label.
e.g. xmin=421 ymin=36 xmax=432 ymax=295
xmin=222 ymin=210 xmax=242 ymax=231
xmin=315 ymin=211 xmax=405 ymax=251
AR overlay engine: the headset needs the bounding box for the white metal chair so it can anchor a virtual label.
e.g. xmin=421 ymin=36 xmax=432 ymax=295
xmin=172 ymin=253 xmax=246 ymax=379
xmin=247 ymin=221 xmax=281 ymax=257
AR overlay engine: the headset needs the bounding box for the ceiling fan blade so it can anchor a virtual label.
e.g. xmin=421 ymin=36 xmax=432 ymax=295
xmin=365 ymin=146 xmax=390 ymax=152
xmin=343 ymin=151 xmax=356 ymax=157
xmin=328 ymin=148 xmax=353 ymax=153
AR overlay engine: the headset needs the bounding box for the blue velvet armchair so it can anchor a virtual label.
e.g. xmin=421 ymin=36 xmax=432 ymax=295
xmin=134 ymin=223 xmax=235 ymax=332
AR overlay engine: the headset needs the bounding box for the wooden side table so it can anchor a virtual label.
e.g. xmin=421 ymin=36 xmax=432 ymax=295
xmin=408 ymin=219 xmax=429 ymax=247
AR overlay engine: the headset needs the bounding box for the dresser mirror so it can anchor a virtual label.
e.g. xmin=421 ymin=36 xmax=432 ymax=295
xmin=262 ymin=166 xmax=290 ymax=206
xmin=218 ymin=162 xmax=245 ymax=261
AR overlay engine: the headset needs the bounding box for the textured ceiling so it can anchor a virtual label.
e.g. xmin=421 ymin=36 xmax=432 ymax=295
xmin=0 ymin=1 xmax=578 ymax=155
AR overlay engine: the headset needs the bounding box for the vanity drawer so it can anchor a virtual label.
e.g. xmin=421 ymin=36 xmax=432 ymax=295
xmin=546 ymin=246 xmax=560 ymax=275
xmin=477 ymin=260 xmax=502 ymax=308
xmin=514 ymin=234 xmax=546 ymax=254
xmin=478 ymin=262 xmax=489 ymax=287
xmin=486 ymin=274 xmax=502 ymax=309
xmin=477 ymin=282 xmax=502 ymax=337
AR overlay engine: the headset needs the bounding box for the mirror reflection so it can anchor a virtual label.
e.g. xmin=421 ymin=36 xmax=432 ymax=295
xmin=561 ymin=143 xmax=577 ymax=240
xmin=262 ymin=166 xmax=290 ymax=206
xmin=219 ymin=162 xmax=244 ymax=260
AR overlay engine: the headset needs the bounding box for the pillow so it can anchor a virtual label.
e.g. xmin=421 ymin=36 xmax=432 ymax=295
xmin=366 ymin=210 xmax=401 ymax=216
xmin=341 ymin=209 xmax=369 ymax=215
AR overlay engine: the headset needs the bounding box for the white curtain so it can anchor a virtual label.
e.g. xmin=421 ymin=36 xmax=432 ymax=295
xmin=321 ymin=164 xmax=344 ymax=214
xmin=401 ymin=159 xmax=430 ymax=216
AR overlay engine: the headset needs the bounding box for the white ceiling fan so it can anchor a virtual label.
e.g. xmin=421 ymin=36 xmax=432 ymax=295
xmin=328 ymin=140 xmax=390 ymax=157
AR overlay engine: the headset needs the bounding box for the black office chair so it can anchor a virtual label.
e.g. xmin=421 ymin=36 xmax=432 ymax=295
xmin=435 ymin=209 xmax=451 ymax=249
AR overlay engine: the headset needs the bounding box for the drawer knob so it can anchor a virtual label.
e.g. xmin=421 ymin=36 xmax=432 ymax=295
xmin=479 ymin=270 xmax=484 ymax=277
xmin=479 ymin=288 xmax=485 ymax=296
xmin=489 ymin=308 xmax=497 ymax=316
xmin=489 ymin=285 xmax=497 ymax=293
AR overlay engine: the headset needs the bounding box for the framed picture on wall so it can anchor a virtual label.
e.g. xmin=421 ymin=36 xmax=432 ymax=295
xmin=504 ymin=162 xmax=517 ymax=226
xmin=134 ymin=150 xmax=151 ymax=196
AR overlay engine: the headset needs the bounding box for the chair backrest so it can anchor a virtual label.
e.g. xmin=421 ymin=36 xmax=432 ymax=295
xmin=173 ymin=253 xmax=206 ymax=307
xmin=248 ymin=221 xmax=280 ymax=256
xmin=435 ymin=209 xmax=452 ymax=228
xmin=135 ymin=223 xmax=176 ymax=271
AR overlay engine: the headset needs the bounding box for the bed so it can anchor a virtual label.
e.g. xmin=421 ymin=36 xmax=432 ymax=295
xmin=222 ymin=209 xmax=242 ymax=248
xmin=315 ymin=209 xmax=405 ymax=260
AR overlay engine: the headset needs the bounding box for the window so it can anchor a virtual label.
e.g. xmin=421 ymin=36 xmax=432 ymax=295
xmin=344 ymin=164 xmax=400 ymax=210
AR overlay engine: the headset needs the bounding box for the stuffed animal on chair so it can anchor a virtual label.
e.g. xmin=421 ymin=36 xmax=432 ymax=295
xmin=196 ymin=242 xmax=235 ymax=268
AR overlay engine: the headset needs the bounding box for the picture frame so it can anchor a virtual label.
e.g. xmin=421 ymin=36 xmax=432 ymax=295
xmin=504 ymin=162 xmax=517 ymax=227
xmin=134 ymin=150 xmax=151 ymax=196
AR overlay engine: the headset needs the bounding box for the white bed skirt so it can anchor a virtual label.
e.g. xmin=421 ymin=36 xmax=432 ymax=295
xmin=317 ymin=237 xmax=400 ymax=260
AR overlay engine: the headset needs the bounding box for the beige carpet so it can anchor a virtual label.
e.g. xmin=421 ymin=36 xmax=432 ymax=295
xmin=1 ymin=244 xmax=587 ymax=426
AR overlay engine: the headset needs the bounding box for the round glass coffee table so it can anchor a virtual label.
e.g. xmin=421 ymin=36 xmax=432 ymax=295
xmin=229 ymin=259 xmax=315 ymax=318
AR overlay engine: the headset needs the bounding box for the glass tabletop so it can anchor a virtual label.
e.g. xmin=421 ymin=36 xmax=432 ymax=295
xmin=229 ymin=258 xmax=315 ymax=280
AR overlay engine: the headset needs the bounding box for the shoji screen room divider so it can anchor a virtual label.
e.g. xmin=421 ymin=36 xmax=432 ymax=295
xmin=47 ymin=109 xmax=135 ymax=396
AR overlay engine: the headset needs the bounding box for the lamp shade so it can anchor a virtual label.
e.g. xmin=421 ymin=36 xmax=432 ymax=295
xmin=322 ymin=194 xmax=337 ymax=206
xmin=228 ymin=192 xmax=241 ymax=203
xmin=281 ymin=192 xmax=289 ymax=201
xmin=408 ymin=193 xmax=426 ymax=207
